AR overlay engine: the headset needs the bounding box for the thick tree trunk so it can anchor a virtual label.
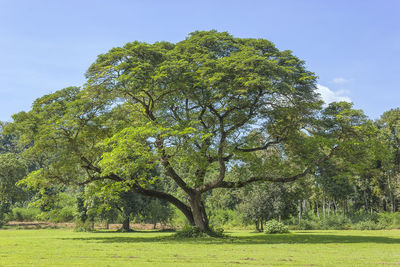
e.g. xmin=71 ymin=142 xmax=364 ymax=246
xmin=189 ymin=193 xmax=211 ymax=233
xmin=122 ymin=217 xmax=130 ymax=231
xmin=298 ymin=199 xmax=302 ymax=224
xmin=133 ymin=186 xmax=216 ymax=235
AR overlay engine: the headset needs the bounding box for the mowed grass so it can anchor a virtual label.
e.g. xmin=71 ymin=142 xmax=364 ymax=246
xmin=1 ymin=229 xmax=400 ymax=266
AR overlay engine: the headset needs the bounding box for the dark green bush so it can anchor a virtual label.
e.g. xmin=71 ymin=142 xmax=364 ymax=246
xmin=290 ymin=219 xmax=320 ymax=230
xmin=347 ymin=211 xmax=379 ymax=224
xmin=174 ymin=225 xmax=207 ymax=238
xmin=354 ymin=220 xmax=383 ymax=230
xmin=37 ymin=206 xmax=75 ymax=223
xmin=377 ymin=213 xmax=400 ymax=229
xmin=212 ymin=227 xmax=225 ymax=237
xmin=209 ymin=209 xmax=242 ymax=229
xmin=264 ymin=220 xmax=289 ymax=234
xmin=285 ymin=212 xmax=400 ymax=230
xmin=9 ymin=207 xmax=41 ymax=221
xmin=74 ymin=221 xmax=95 ymax=232
xmin=321 ymin=214 xmax=351 ymax=230
xmin=174 ymin=225 xmax=225 ymax=238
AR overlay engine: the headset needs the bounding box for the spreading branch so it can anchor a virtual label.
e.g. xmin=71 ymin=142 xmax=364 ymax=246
xmin=219 ymin=145 xmax=338 ymax=189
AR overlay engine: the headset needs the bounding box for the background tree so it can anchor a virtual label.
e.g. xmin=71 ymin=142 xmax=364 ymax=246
xmin=239 ymin=182 xmax=296 ymax=231
xmin=0 ymin=154 xmax=28 ymax=226
xmin=377 ymin=108 xmax=400 ymax=212
xmin=0 ymin=122 xmax=30 ymax=226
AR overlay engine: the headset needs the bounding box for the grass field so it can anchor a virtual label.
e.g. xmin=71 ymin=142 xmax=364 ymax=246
xmin=1 ymin=229 xmax=400 ymax=266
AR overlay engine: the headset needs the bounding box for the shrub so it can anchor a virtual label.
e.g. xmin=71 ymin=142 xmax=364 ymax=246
xmin=0 ymin=202 xmax=12 ymax=227
xmin=212 ymin=227 xmax=225 ymax=237
xmin=285 ymin=212 xmax=322 ymax=230
xmin=348 ymin=211 xmax=379 ymax=224
xmin=174 ymin=225 xmax=225 ymax=238
xmin=37 ymin=206 xmax=75 ymax=223
xmin=170 ymin=207 xmax=189 ymax=228
xmin=286 ymin=212 xmax=400 ymax=230
xmin=321 ymin=214 xmax=351 ymax=230
xmin=209 ymin=209 xmax=242 ymax=229
xmin=264 ymin=220 xmax=289 ymax=234
xmin=10 ymin=207 xmax=41 ymax=221
xmin=174 ymin=225 xmax=207 ymax=238
xmin=354 ymin=220 xmax=383 ymax=230
xmin=290 ymin=219 xmax=320 ymax=230
xmin=377 ymin=213 xmax=400 ymax=229
xmin=74 ymin=221 xmax=95 ymax=232
xmin=0 ymin=210 xmax=7 ymax=228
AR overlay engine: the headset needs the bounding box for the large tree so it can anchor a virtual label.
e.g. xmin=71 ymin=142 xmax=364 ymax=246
xmin=8 ymin=31 xmax=363 ymax=234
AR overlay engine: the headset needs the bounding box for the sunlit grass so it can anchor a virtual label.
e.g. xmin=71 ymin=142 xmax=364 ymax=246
xmin=0 ymin=229 xmax=400 ymax=266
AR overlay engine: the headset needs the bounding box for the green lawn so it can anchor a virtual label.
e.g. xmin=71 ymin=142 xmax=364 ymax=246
xmin=1 ymin=229 xmax=400 ymax=266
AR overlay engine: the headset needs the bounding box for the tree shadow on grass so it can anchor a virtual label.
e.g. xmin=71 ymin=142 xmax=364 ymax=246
xmin=90 ymin=229 xmax=176 ymax=234
xmin=61 ymin=232 xmax=400 ymax=245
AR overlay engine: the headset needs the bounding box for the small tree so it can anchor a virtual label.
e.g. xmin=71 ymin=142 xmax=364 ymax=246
xmin=143 ymin=198 xmax=174 ymax=229
xmin=240 ymin=182 xmax=295 ymax=231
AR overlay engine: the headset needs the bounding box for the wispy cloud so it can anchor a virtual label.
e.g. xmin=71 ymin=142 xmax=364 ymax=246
xmin=331 ymin=77 xmax=349 ymax=84
xmin=316 ymin=84 xmax=351 ymax=104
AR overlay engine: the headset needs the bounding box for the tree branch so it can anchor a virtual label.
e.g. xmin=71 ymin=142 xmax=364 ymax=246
xmin=155 ymin=138 xmax=193 ymax=194
xmin=219 ymin=146 xmax=338 ymax=189
xmin=131 ymin=184 xmax=194 ymax=225
xmin=78 ymin=174 xmax=123 ymax=185
xmin=234 ymin=138 xmax=282 ymax=153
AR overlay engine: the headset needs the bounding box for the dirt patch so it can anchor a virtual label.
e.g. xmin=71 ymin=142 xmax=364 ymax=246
xmin=5 ymin=221 xmax=173 ymax=230
xmin=6 ymin=221 xmax=74 ymax=228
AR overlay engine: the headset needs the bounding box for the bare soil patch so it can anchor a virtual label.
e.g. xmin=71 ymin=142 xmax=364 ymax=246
xmin=5 ymin=221 xmax=172 ymax=230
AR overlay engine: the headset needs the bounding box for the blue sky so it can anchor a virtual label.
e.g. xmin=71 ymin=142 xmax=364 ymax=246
xmin=1 ymin=0 xmax=399 ymax=121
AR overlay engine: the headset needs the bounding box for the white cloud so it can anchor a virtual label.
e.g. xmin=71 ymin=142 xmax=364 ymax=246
xmin=316 ymin=84 xmax=351 ymax=104
xmin=332 ymin=77 xmax=349 ymax=84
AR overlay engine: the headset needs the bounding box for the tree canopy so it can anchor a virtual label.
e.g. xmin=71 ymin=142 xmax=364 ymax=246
xmin=7 ymin=31 xmax=369 ymax=234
